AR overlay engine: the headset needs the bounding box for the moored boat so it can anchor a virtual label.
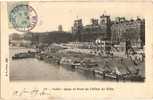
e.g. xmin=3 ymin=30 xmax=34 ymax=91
xmin=12 ymin=52 xmax=35 ymax=60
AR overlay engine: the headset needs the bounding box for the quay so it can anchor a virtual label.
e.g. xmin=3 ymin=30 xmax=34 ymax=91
xmin=30 ymin=43 xmax=145 ymax=82
xmin=10 ymin=40 xmax=145 ymax=82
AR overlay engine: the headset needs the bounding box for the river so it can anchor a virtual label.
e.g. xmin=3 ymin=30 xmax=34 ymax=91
xmin=9 ymin=47 xmax=95 ymax=81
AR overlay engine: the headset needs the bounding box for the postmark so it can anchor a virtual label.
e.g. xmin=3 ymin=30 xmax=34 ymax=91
xmin=9 ymin=4 xmax=38 ymax=32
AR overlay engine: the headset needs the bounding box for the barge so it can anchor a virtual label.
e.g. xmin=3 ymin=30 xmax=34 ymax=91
xmin=12 ymin=51 xmax=35 ymax=60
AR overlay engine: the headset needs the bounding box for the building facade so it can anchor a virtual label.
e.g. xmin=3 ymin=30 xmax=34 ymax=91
xmin=72 ymin=14 xmax=112 ymax=41
xmin=72 ymin=14 xmax=145 ymax=47
xmin=111 ymin=17 xmax=145 ymax=47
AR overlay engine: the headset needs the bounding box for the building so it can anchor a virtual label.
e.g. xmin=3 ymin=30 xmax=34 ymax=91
xmin=111 ymin=17 xmax=145 ymax=47
xmin=9 ymin=40 xmax=32 ymax=47
xmin=99 ymin=14 xmax=111 ymax=40
xmin=72 ymin=19 xmax=83 ymax=41
xmin=58 ymin=25 xmax=63 ymax=32
xmin=72 ymin=15 xmax=145 ymax=47
xmin=72 ymin=19 xmax=83 ymax=34
xmin=72 ymin=14 xmax=112 ymax=42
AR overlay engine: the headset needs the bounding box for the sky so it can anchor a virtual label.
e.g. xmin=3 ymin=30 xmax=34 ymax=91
xmin=8 ymin=2 xmax=147 ymax=34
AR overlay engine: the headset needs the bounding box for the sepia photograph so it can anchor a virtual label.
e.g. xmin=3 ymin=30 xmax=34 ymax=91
xmin=8 ymin=2 xmax=145 ymax=82
xmin=1 ymin=1 xmax=153 ymax=100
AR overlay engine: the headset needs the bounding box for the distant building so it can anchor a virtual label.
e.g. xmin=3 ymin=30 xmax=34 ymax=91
xmin=72 ymin=14 xmax=112 ymax=42
xmin=58 ymin=25 xmax=63 ymax=32
xmin=83 ymin=18 xmax=100 ymax=34
xmin=72 ymin=19 xmax=83 ymax=34
xmin=99 ymin=14 xmax=111 ymax=40
xmin=9 ymin=40 xmax=32 ymax=47
xmin=72 ymin=19 xmax=83 ymax=41
xmin=71 ymin=14 xmax=145 ymax=47
xmin=9 ymin=33 xmax=23 ymax=41
xmin=91 ymin=18 xmax=98 ymax=26
xmin=111 ymin=17 xmax=145 ymax=47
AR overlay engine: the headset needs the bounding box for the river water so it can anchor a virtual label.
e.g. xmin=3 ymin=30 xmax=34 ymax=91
xmin=10 ymin=47 xmax=95 ymax=81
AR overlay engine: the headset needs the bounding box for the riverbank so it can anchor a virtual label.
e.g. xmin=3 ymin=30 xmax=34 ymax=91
xmin=10 ymin=48 xmax=92 ymax=81
xmin=10 ymin=46 xmax=145 ymax=81
xmin=35 ymin=48 xmax=145 ymax=82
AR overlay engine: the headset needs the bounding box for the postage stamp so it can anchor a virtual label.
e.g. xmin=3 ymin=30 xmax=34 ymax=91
xmin=9 ymin=4 xmax=38 ymax=32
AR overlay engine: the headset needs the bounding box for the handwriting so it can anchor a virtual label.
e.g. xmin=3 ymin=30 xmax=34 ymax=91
xmin=12 ymin=87 xmax=114 ymax=97
xmin=13 ymin=88 xmax=52 ymax=96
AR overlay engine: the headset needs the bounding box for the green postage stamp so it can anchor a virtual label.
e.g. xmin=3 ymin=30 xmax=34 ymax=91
xmin=8 ymin=2 xmax=38 ymax=32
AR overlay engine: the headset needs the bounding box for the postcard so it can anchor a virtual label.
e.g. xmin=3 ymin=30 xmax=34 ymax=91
xmin=0 ymin=1 xmax=153 ymax=100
